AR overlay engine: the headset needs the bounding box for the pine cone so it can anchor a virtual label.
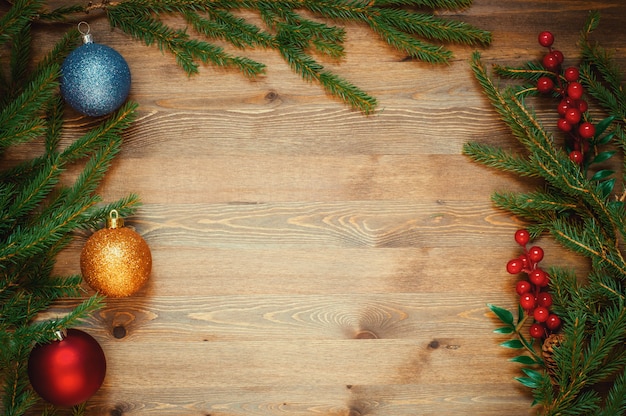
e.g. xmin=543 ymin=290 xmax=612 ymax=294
xmin=542 ymin=333 xmax=565 ymax=384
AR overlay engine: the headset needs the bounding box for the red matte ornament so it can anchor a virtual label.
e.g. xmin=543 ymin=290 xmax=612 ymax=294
xmin=28 ymin=328 xmax=106 ymax=407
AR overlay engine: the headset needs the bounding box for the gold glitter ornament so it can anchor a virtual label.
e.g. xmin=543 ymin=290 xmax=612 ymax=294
xmin=80 ymin=210 xmax=151 ymax=297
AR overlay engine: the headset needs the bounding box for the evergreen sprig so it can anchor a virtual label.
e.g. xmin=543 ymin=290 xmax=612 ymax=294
xmin=465 ymin=11 xmax=626 ymax=415
xmin=0 ymin=10 xmax=140 ymax=416
xmin=36 ymin=0 xmax=491 ymax=114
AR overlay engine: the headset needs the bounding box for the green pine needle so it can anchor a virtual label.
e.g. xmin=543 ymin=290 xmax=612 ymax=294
xmin=102 ymin=0 xmax=489 ymax=113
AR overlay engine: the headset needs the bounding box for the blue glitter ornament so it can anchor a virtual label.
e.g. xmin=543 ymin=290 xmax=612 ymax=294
xmin=61 ymin=22 xmax=131 ymax=117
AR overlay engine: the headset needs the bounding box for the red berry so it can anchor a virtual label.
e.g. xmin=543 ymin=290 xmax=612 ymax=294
xmin=520 ymin=293 xmax=536 ymax=311
xmin=567 ymin=82 xmax=584 ymax=100
xmin=569 ymin=150 xmax=584 ymax=164
xmin=507 ymin=258 xmax=524 ymax=274
xmin=514 ymin=229 xmax=530 ymax=246
xmin=536 ymin=76 xmax=554 ymax=93
xmin=577 ymin=100 xmax=588 ymax=113
xmin=529 ymin=268 xmax=548 ymax=286
xmin=537 ymin=292 xmax=553 ymax=308
xmin=542 ymin=53 xmax=560 ymax=71
xmin=518 ymin=254 xmax=530 ymax=270
xmin=564 ymin=107 xmax=581 ymax=125
xmin=552 ymin=50 xmax=564 ymax=64
xmin=527 ymin=246 xmax=544 ymax=263
xmin=533 ymin=306 xmax=549 ymax=322
xmin=529 ymin=323 xmax=545 ymax=338
xmin=557 ymin=100 xmax=569 ymax=116
xmin=579 ymin=122 xmax=595 ymax=139
xmin=564 ymin=67 xmax=580 ymax=82
xmin=546 ymin=314 xmax=562 ymax=330
xmin=557 ymin=118 xmax=572 ymax=132
xmin=516 ymin=280 xmax=532 ymax=296
xmin=538 ymin=31 xmax=554 ymax=47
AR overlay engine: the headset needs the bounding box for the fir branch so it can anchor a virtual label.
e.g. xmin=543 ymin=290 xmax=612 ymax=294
xmin=33 ymin=29 xmax=81 ymax=80
xmin=462 ymin=142 xmax=543 ymax=178
xmin=579 ymin=12 xmax=624 ymax=101
xmin=37 ymin=4 xmax=87 ymax=22
xmin=490 ymin=191 xmax=560 ymax=225
xmin=473 ymin=13 xmax=626 ymax=413
xmin=0 ymin=194 xmax=98 ymax=267
xmin=492 ymin=61 xmax=552 ymax=83
xmin=373 ymin=0 xmax=473 ymax=9
xmin=0 ymin=64 xmax=59 ymax=151
xmin=496 ymin=190 xmax=579 ymax=214
xmin=375 ymin=8 xmax=490 ymax=46
xmin=60 ymin=101 xmax=138 ymax=164
xmin=368 ymin=15 xmax=453 ymax=63
xmin=551 ymin=218 xmax=626 ymax=279
xmin=0 ymin=344 xmax=37 ymax=416
xmin=472 ymin=53 xmax=622 ymax=235
xmin=44 ymin=94 xmax=65 ymax=155
xmin=547 ymin=267 xmax=589 ymax=319
xmin=0 ymin=156 xmax=63 ymax=234
xmin=8 ymin=23 xmax=31 ymax=95
xmin=277 ymin=9 xmax=347 ymax=58
xmin=79 ymin=194 xmax=142 ymax=231
xmin=183 ymin=36 xmax=265 ymax=77
xmin=598 ymin=369 xmax=626 ymax=416
xmin=107 ymin=6 xmax=200 ymax=74
xmin=319 ymin=71 xmax=378 ymax=114
xmin=0 ymin=0 xmax=44 ymax=48
xmin=98 ymin=0 xmax=489 ymax=112
xmin=196 ymin=8 xmax=274 ymax=48
xmin=549 ymin=311 xmax=589 ymax=409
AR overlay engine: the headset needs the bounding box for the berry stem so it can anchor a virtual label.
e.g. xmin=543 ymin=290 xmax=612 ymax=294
xmin=513 ymin=314 xmax=544 ymax=363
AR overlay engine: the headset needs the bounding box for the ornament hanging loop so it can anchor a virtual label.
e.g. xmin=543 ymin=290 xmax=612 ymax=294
xmin=53 ymin=329 xmax=67 ymax=341
xmin=107 ymin=209 xmax=124 ymax=229
xmin=78 ymin=21 xmax=93 ymax=44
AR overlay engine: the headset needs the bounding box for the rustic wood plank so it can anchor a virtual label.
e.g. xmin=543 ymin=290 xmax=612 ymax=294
xmin=15 ymin=0 xmax=626 ymax=415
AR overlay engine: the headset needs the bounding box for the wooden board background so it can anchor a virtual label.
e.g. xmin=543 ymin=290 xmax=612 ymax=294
xmin=9 ymin=0 xmax=626 ymax=415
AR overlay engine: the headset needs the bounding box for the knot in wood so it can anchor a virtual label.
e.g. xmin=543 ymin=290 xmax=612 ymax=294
xmin=265 ymin=91 xmax=278 ymax=101
xmin=355 ymin=330 xmax=378 ymax=339
xmin=112 ymin=325 xmax=127 ymax=339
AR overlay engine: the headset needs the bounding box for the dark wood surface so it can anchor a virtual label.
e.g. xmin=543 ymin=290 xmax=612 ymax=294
xmin=11 ymin=1 xmax=626 ymax=415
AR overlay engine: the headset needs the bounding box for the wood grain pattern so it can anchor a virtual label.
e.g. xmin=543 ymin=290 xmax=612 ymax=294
xmin=13 ymin=0 xmax=626 ymax=415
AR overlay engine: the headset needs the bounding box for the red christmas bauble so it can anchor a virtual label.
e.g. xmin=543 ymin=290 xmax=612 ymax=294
xmin=28 ymin=329 xmax=106 ymax=407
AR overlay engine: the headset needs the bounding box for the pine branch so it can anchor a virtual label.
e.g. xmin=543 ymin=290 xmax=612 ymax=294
xmin=0 ymin=0 xmax=44 ymax=48
xmin=0 ymin=156 xmax=63 ymax=235
xmin=551 ymin=218 xmax=626 ymax=280
xmin=8 ymin=23 xmax=31 ymax=95
xmin=462 ymin=142 xmax=543 ymax=178
xmin=79 ymin=194 xmax=142 ymax=231
xmin=375 ymin=8 xmax=491 ymax=46
xmin=367 ymin=15 xmax=453 ymax=63
xmin=470 ymin=12 xmax=626 ymax=414
xmin=190 ymin=7 xmax=274 ymax=48
xmin=98 ymin=0 xmax=489 ymax=113
xmin=60 ymin=101 xmax=138 ymax=164
xmin=373 ymin=0 xmax=473 ymax=8
xmin=0 ymin=64 xmax=59 ymax=152
xmin=598 ymin=369 xmax=626 ymax=416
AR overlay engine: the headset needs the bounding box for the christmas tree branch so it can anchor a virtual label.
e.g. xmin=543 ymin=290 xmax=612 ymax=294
xmin=465 ymin=12 xmax=626 ymax=414
xmin=34 ymin=0 xmax=490 ymax=113
xmin=0 ymin=65 xmax=59 ymax=152
xmin=1 ymin=11 xmax=142 ymax=412
xmin=462 ymin=142 xmax=543 ymax=178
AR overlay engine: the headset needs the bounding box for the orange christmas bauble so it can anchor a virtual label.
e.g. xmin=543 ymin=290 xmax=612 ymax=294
xmin=80 ymin=210 xmax=151 ymax=297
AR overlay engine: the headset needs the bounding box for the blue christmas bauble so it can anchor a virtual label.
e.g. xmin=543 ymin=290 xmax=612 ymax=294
xmin=60 ymin=42 xmax=131 ymax=117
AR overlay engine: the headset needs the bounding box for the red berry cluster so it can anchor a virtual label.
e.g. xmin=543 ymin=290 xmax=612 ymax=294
xmin=535 ymin=31 xmax=595 ymax=165
xmin=506 ymin=229 xmax=561 ymax=339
